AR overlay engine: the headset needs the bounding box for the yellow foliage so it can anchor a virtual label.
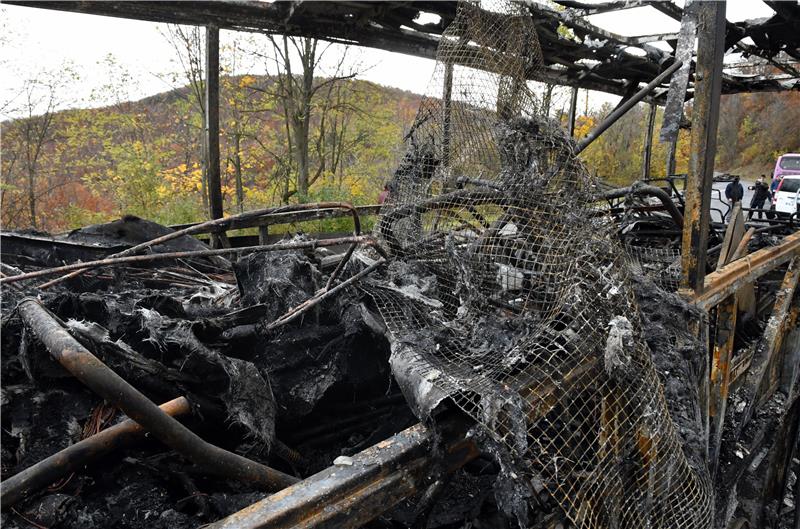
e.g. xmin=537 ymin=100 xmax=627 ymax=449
xmin=238 ymin=75 xmax=256 ymax=89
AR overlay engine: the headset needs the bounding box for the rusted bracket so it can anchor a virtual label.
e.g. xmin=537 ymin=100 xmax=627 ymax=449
xmin=206 ymin=418 xmax=478 ymax=529
xmin=734 ymin=257 xmax=800 ymax=434
xmin=692 ymin=230 xmax=800 ymax=311
xmin=708 ymin=295 xmax=737 ymax=477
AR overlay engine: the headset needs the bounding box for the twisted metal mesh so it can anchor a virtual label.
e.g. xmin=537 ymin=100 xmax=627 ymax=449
xmin=624 ymin=244 xmax=682 ymax=291
xmin=368 ymin=1 xmax=711 ymax=526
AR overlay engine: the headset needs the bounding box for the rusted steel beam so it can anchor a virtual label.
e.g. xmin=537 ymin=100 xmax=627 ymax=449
xmin=0 ymin=397 xmax=190 ymax=508
xmin=206 ymin=419 xmax=478 ymax=529
xmin=755 ymin=257 xmax=800 ymax=405
xmin=15 ymin=300 xmax=299 ymax=492
xmin=709 ymin=295 xmax=737 ymax=476
xmin=693 ymin=231 xmax=800 ymax=310
xmin=575 ymin=60 xmax=682 ymax=154
xmin=706 ymin=218 xmax=745 ymax=469
xmin=680 ymin=1 xmax=726 ymax=295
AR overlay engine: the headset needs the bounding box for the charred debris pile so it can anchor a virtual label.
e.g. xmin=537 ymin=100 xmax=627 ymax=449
xmin=0 ymin=120 xmax=797 ymax=529
xmin=3 ymin=0 xmax=800 ymax=526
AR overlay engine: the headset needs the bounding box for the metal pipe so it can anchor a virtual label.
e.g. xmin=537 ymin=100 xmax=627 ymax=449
xmin=599 ymin=183 xmax=684 ymax=227
xmin=15 ymin=300 xmax=299 ymax=492
xmin=0 ymin=397 xmax=191 ymax=508
xmin=37 ymin=202 xmax=362 ymax=289
xmin=2 ymin=235 xmax=374 ymax=286
xmin=575 ymin=60 xmax=683 ymax=154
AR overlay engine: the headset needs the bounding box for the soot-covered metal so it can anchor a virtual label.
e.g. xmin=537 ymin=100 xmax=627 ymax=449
xmin=2 ymin=1 xmax=800 ymax=527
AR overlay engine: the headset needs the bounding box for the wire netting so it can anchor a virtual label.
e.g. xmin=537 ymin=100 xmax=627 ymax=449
xmin=623 ymin=244 xmax=682 ymax=292
xmin=366 ymin=1 xmax=711 ymax=527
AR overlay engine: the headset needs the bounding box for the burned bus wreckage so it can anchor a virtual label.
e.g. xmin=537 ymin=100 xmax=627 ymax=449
xmin=1 ymin=1 xmax=799 ymax=529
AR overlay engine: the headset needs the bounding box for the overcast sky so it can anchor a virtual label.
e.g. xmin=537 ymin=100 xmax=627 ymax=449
xmin=0 ymin=1 xmax=777 ymax=119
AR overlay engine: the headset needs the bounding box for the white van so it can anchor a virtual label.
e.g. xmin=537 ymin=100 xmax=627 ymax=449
xmin=772 ymin=175 xmax=800 ymax=217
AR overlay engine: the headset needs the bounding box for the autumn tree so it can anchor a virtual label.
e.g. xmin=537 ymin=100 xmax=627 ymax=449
xmin=253 ymin=36 xmax=359 ymax=202
xmin=220 ymin=36 xmax=261 ymax=213
xmin=2 ymin=65 xmax=78 ymax=228
xmin=161 ymin=24 xmax=209 ymax=215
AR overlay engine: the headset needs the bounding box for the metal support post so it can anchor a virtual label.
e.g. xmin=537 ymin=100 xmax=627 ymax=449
xmin=567 ymin=86 xmax=579 ymax=137
xmin=642 ymin=102 xmax=656 ymax=180
xmin=680 ymin=1 xmax=726 ymax=295
xmin=205 ymin=24 xmax=227 ymax=248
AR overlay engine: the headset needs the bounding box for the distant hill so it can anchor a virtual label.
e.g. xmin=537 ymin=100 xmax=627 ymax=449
xmin=575 ymin=91 xmax=800 ymax=185
xmin=3 ymin=74 xmax=797 ymax=232
xmin=1 ymin=75 xmax=423 ymax=231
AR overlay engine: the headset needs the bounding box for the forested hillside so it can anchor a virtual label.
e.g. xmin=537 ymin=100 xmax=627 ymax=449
xmin=1 ymin=75 xmax=421 ymax=231
xmin=576 ymin=91 xmax=800 ymax=185
xmin=2 ymin=74 xmax=797 ymax=232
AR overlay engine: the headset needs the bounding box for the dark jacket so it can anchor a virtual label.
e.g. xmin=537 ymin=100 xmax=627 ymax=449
xmin=750 ymin=181 xmax=770 ymax=204
xmin=725 ymin=181 xmax=744 ymax=202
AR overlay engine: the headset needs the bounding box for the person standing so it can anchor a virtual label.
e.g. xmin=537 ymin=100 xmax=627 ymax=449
xmin=768 ymin=174 xmax=782 ymax=219
xmin=770 ymin=173 xmax=781 ymax=197
xmin=725 ymin=175 xmax=744 ymax=214
xmin=747 ymin=175 xmax=770 ymax=220
xmin=724 ymin=176 xmax=744 ymax=221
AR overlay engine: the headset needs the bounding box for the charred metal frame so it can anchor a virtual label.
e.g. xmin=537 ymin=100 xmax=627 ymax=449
xmin=680 ymin=0 xmax=725 ymax=296
xmin=205 ymin=24 xmax=227 ymax=248
xmin=0 ymin=234 xmax=375 ymax=286
xmin=4 ymin=0 xmax=800 ymax=527
xmin=206 ymin=419 xmax=478 ymax=529
xmin=34 ymin=201 xmax=364 ymax=289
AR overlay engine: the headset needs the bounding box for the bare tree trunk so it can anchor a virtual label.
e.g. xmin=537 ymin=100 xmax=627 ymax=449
xmin=27 ymin=168 xmax=37 ymax=228
xmin=293 ymin=38 xmax=316 ymax=199
xmin=260 ymin=35 xmax=358 ymax=203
